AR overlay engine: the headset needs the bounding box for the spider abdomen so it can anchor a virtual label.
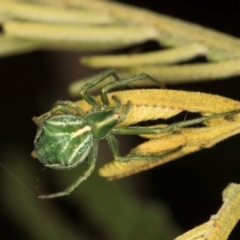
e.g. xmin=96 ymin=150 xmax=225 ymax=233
xmin=34 ymin=115 xmax=93 ymax=170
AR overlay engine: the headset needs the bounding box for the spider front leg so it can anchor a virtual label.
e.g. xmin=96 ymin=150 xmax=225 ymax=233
xmin=106 ymin=109 xmax=240 ymax=163
xmin=80 ymin=70 xmax=120 ymax=108
xmin=106 ymin=134 xmax=181 ymax=162
xmin=113 ymin=109 xmax=240 ymax=136
xmin=37 ymin=142 xmax=98 ymax=199
xmin=79 ymin=70 xmax=163 ymax=109
xmin=101 ymin=72 xmax=163 ymax=106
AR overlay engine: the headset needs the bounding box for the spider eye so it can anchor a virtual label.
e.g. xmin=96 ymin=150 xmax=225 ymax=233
xmin=34 ymin=115 xmax=93 ymax=170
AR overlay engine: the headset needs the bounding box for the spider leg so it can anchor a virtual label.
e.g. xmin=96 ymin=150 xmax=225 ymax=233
xmin=106 ymin=134 xmax=181 ymax=162
xmin=113 ymin=109 xmax=240 ymax=135
xmin=80 ymin=70 xmax=162 ymax=109
xmin=53 ymin=100 xmax=86 ymax=117
xmin=106 ymin=109 xmax=240 ymax=163
xmin=80 ymin=69 xmax=120 ymax=108
xmin=33 ymin=104 xmax=74 ymax=124
xmin=37 ymin=142 xmax=98 ymax=199
xmin=34 ymin=101 xmax=86 ymax=125
xmin=107 ymin=95 xmax=131 ymax=123
xmin=101 ymin=73 xmax=162 ymax=106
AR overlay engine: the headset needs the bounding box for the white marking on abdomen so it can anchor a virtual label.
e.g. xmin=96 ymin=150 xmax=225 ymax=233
xmin=72 ymin=125 xmax=91 ymax=138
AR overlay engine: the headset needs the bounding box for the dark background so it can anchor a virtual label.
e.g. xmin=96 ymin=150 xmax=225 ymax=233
xmin=1 ymin=0 xmax=240 ymax=239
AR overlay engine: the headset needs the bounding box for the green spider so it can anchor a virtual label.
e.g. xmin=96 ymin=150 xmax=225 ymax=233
xmin=33 ymin=70 xmax=236 ymax=199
